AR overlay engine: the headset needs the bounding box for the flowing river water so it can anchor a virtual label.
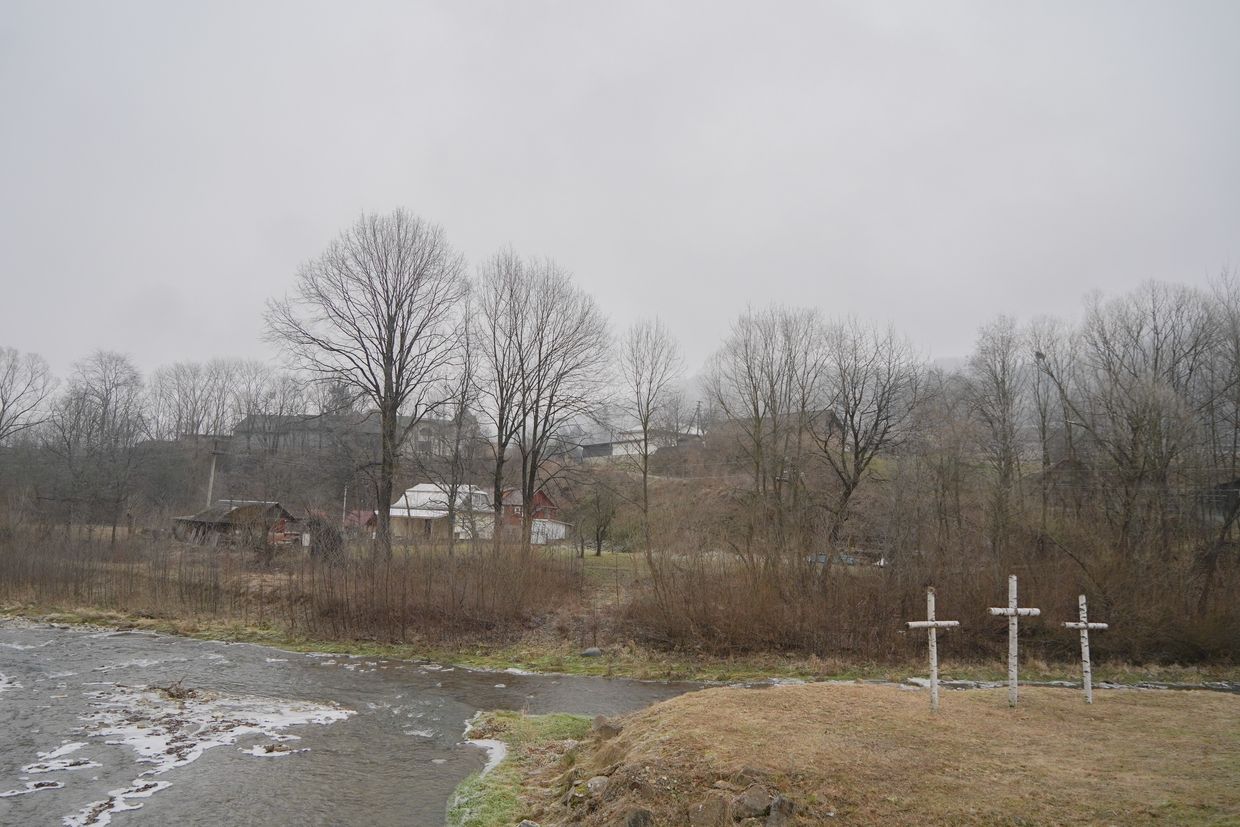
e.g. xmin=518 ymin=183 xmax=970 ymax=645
xmin=0 ymin=619 xmax=697 ymax=826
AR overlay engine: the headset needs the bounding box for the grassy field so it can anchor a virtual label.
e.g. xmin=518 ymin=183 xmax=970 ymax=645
xmin=503 ymin=682 xmax=1240 ymax=826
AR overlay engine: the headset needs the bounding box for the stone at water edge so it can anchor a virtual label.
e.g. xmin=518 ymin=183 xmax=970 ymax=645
xmin=581 ymin=646 xmax=604 ymax=657
xmin=687 ymin=792 xmax=733 ymax=826
xmin=733 ymin=783 xmax=772 ymax=819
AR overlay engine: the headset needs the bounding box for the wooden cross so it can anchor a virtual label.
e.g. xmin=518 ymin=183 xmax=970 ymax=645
xmin=906 ymin=587 xmax=959 ymax=712
xmin=1063 ymin=594 xmax=1108 ymax=704
xmin=988 ymin=575 xmax=1040 ymax=708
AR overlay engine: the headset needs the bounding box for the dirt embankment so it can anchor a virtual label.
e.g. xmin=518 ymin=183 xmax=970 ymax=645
xmin=519 ymin=682 xmax=1240 ymax=826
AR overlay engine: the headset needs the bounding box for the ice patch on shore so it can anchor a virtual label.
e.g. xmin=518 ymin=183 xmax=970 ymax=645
xmin=462 ymin=715 xmax=508 ymax=776
xmin=469 ymin=739 xmax=507 ymax=774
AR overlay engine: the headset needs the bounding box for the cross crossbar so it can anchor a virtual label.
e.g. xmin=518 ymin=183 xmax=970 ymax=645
xmin=989 ymin=608 xmax=1041 ymax=617
xmin=907 ymin=620 xmax=960 ymax=630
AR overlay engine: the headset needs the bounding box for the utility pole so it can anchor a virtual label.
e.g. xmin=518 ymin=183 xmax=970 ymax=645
xmin=205 ymin=440 xmax=221 ymax=509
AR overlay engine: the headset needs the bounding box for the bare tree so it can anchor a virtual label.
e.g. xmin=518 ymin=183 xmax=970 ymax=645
xmin=705 ymin=306 xmax=825 ymax=557
xmin=476 ymin=249 xmax=529 ymax=543
xmin=513 ymin=260 xmax=609 ymax=547
xmin=967 ymin=315 xmax=1027 ymax=553
xmin=811 ymin=318 xmax=922 ymax=543
xmin=415 ymin=291 xmax=485 ymax=555
xmin=476 ymin=251 xmax=609 ymax=547
xmin=267 ymin=209 xmax=467 ymax=556
xmin=0 ymin=347 xmax=54 ymax=445
xmin=619 ymin=317 xmax=683 ymax=550
xmin=43 ymin=351 xmax=147 ymax=543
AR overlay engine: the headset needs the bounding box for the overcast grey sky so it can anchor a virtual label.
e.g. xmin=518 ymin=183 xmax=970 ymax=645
xmin=2 ymin=1 xmax=1238 ymax=377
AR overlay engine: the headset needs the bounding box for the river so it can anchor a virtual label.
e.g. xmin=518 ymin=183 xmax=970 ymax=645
xmin=0 ymin=619 xmax=696 ymax=827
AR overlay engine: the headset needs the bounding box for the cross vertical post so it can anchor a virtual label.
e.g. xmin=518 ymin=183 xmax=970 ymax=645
xmin=988 ymin=575 xmax=1040 ymax=708
xmin=1063 ymin=594 xmax=1108 ymax=703
xmin=906 ymin=587 xmax=959 ymax=712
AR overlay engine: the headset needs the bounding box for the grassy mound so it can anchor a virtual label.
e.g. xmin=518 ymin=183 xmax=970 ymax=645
xmin=523 ymin=682 xmax=1240 ymax=825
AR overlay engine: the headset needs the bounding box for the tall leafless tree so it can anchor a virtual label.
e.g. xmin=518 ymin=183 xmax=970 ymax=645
xmin=267 ymin=209 xmax=467 ymax=556
xmin=619 ymin=317 xmax=683 ymax=550
xmin=706 ymin=306 xmax=824 ymax=558
xmin=0 ymin=347 xmax=54 ymax=446
xmin=811 ymin=319 xmax=922 ymax=543
xmin=476 ymin=249 xmax=529 ymax=543
xmin=967 ymin=315 xmax=1027 ymax=553
xmin=43 ymin=351 xmax=147 ymax=543
xmin=416 ymin=291 xmax=484 ymax=555
xmin=476 ymin=250 xmax=609 ymax=547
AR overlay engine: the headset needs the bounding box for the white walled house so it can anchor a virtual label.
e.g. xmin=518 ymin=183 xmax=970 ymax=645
xmin=389 ymin=483 xmax=493 ymax=541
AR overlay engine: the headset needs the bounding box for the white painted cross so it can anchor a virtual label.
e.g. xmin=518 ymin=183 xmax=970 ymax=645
xmin=906 ymin=587 xmax=959 ymax=712
xmin=988 ymin=575 xmax=1040 ymax=708
xmin=1063 ymin=594 xmax=1108 ymax=704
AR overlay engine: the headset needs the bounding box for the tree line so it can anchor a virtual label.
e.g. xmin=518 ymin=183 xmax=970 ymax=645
xmin=2 ymin=209 xmax=1238 ymax=661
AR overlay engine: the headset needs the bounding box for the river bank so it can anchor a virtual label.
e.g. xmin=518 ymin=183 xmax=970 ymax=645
xmin=4 ymin=602 xmax=1238 ymax=687
xmin=0 ymin=616 xmax=695 ymax=826
xmin=461 ymin=683 xmax=1240 ymax=826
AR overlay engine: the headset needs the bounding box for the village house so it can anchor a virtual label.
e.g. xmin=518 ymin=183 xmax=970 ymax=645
xmin=499 ymin=488 xmax=571 ymax=544
xmin=581 ymin=428 xmax=703 ymax=462
xmin=389 ymin=483 xmax=492 ymax=541
xmin=172 ymin=500 xmax=298 ymax=546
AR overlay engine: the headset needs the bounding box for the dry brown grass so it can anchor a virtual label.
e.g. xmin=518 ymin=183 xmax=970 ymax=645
xmin=544 ymin=683 xmax=1240 ymax=825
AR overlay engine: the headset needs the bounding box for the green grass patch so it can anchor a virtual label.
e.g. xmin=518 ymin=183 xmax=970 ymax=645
xmin=447 ymin=711 xmax=591 ymax=827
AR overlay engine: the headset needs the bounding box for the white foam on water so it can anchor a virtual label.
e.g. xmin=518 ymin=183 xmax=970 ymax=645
xmin=53 ymin=685 xmax=353 ymax=825
xmin=23 ymin=742 xmax=101 ymax=774
xmin=63 ymin=779 xmax=170 ymax=827
xmin=238 ymin=744 xmax=308 ymax=758
xmin=0 ymin=674 xmax=20 ymax=693
xmin=91 ymin=659 xmax=166 ymax=673
xmin=1 ymin=780 xmax=64 ymax=797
